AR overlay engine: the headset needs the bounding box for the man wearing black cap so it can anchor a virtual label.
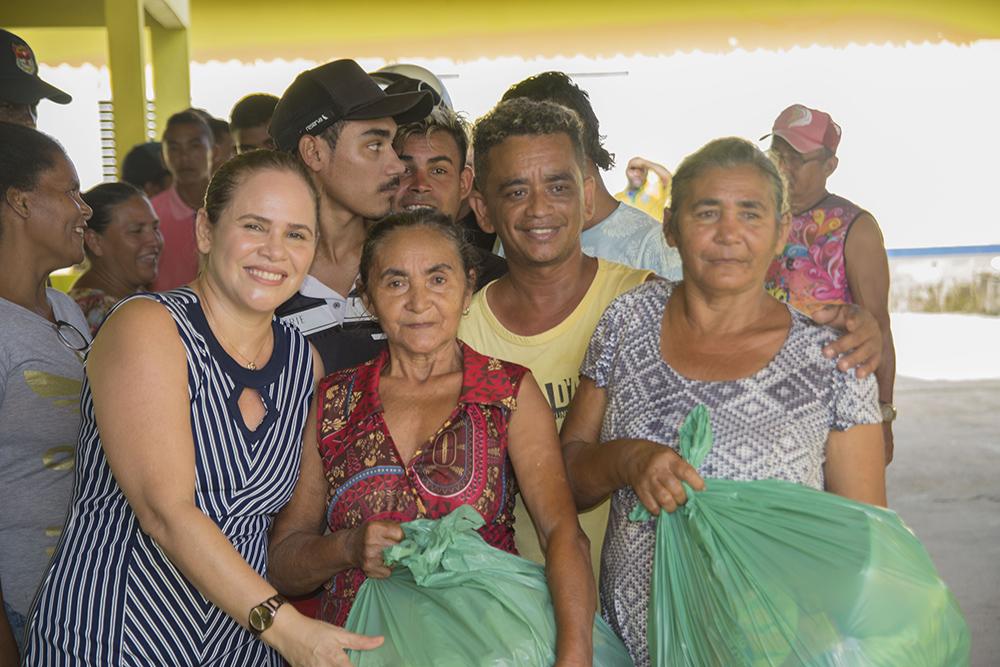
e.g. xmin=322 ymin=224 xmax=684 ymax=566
xmin=270 ymin=59 xmax=432 ymax=377
xmin=0 ymin=29 xmax=71 ymax=128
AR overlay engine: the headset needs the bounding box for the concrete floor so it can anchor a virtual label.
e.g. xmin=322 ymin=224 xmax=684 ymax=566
xmin=887 ymin=376 xmax=1000 ymax=667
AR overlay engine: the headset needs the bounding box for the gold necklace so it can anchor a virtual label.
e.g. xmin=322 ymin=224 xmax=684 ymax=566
xmin=200 ymin=294 xmax=270 ymax=371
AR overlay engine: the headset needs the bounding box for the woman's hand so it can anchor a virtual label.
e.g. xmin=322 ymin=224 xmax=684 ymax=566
xmin=346 ymin=521 xmax=404 ymax=579
xmin=562 ymin=378 xmax=706 ymax=514
xmin=624 ymin=440 xmax=705 ymax=514
xmin=267 ymin=609 xmax=383 ymax=667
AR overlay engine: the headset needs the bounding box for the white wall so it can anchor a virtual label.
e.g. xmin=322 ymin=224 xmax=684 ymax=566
xmin=37 ymin=40 xmax=1000 ymax=250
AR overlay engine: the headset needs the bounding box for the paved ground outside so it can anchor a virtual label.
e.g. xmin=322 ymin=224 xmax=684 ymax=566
xmin=887 ymin=313 xmax=999 ymax=666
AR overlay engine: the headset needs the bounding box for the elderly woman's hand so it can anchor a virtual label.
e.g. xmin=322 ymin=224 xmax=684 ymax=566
xmin=624 ymin=440 xmax=706 ymax=515
xmin=813 ymin=304 xmax=883 ymax=378
xmin=346 ymin=521 xmax=404 ymax=579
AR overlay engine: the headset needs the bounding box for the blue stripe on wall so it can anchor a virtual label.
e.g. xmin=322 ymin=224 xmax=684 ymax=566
xmin=887 ymin=245 xmax=1000 ymax=258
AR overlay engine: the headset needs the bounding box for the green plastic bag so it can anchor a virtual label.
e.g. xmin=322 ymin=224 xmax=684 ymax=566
xmin=629 ymin=405 xmax=970 ymax=667
xmin=344 ymin=505 xmax=633 ymax=666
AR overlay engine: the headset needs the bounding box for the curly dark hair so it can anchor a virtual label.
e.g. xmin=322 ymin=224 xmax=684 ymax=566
xmin=501 ymin=71 xmax=614 ymax=171
xmin=472 ymin=98 xmax=585 ymax=191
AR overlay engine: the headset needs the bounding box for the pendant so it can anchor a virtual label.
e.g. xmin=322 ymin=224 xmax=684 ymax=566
xmin=247 ymin=362 xmax=256 ymax=371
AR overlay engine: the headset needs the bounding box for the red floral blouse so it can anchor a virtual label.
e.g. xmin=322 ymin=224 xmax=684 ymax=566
xmin=316 ymin=342 xmax=528 ymax=625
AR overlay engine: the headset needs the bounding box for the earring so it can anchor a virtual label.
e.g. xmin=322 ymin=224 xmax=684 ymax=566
xmin=462 ymin=307 xmax=470 ymax=316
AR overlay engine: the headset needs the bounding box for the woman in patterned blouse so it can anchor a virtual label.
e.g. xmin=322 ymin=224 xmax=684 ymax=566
xmin=560 ymin=137 xmax=887 ymax=666
xmin=269 ymin=209 xmax=597 ymax=665
xmin=69 ymin=182 xmax=162 ymax=334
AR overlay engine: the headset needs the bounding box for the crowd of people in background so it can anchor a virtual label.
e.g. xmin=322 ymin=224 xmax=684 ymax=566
xmin=1 ymin=24 xmax=896 ymax=667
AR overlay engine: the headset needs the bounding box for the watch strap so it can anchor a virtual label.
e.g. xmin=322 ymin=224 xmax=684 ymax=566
xmin=248 ymin=593 xmax=288 ymax=636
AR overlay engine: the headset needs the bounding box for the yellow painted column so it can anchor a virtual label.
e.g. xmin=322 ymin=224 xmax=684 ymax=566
xmin=150 ymin=21 xmax=191 ymax=138
xmin=104 ymin=0 xmax=148 ymax=174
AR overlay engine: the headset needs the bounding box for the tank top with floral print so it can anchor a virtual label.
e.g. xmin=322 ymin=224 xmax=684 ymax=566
xmin=765 ymin=193 xmax=865 ymax=314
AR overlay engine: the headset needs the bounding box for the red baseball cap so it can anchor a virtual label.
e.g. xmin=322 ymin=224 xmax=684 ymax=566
xmin=762 ymin=104 xmax=841 ymax=155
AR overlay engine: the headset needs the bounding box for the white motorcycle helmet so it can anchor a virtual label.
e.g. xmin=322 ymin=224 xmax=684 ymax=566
xmin=371 ymin=63 xmax=454 ymax=111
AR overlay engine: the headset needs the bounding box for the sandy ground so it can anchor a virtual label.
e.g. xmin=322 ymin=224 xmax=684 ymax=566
xmin=887 ymin=313 xmax=1000 ymax=666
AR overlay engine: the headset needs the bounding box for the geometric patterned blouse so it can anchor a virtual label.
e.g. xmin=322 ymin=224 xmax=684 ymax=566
xmin=581 ymin=279 xmax=880 ymax=666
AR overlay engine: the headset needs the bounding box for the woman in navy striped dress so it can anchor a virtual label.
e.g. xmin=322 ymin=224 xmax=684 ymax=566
xmin=24 ymin=150 xmax=382 ymax=666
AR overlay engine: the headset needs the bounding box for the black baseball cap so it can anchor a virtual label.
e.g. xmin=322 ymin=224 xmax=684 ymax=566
xmin=270 ymin=59 xmax=433 ymax=153
xmin=0 ymin=29 xmax=71 ymax=105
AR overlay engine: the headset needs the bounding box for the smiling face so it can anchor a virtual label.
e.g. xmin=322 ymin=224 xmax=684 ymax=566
xmin=196 ymin=168 xmax=318 ymax=314
xmin=393 ymin=129 xmax=473 ymax=220
xmin=364 ymin=225 xmax=472 ymax=357
xmin=163 ymin=121 xmax=213 ymax=187
xmin=470 ymin=132 xmax=594 ymax=269
xmin=85 ymin=195 xmax=163 ymax=290
xmin=24 ymin=152 xmax=93 ymax=269
xmin=667 ymin=164 xmax=788 ymax=296
xmin=316 ymin=118 xmax=406 ymax=221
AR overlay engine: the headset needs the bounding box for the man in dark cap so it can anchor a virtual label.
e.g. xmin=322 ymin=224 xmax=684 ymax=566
xmin=268 ymin=60 xmax=431 ymax=618
xmin=270 ymin=59 xmax=433 ymax=375
xmin=0 ymin=29 xmax=71 ymax=128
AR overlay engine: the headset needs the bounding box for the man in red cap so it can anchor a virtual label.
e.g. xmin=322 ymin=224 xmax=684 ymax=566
xmin=0 ymin=29 xmax=71 ymax=128
xmin=763 ymin=104 xmax=896 ymax=464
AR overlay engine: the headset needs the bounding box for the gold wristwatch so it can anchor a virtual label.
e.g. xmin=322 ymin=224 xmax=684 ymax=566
xmin=880 ymin=402 xmax=897 ymax=423
xmin=248 ymin=593 xmax=288 ymax=636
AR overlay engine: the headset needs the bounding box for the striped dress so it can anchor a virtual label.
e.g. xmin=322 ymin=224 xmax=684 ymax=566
xmin=24 ymin=288 xmax=314 ymax=666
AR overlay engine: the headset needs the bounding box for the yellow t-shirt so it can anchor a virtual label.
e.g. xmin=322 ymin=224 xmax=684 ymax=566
xmin=615 ymin=179 xmax=668 ymax=221
xmin=458 ymin=259 xmax=651 ymax=582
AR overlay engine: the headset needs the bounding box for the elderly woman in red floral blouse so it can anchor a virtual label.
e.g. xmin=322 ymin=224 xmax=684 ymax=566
xmin=269 ymin=209 xmax=595 ymax=666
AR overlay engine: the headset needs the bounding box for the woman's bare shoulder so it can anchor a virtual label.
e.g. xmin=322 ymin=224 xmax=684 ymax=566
xmin=91 ymin=296 xmax=183 ymax=367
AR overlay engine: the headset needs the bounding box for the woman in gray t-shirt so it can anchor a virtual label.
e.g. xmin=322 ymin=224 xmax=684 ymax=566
xmin=560 ymin=138 xmax=886 ymax=666
xmin=0 ymin=124 xmax=93 ymax=661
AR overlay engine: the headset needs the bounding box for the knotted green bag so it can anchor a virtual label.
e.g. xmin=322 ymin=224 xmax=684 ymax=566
xmin=629 ymin=405 xmax=970 ymax=666
xmin=345 ymin=504 xmax=633 ymax=666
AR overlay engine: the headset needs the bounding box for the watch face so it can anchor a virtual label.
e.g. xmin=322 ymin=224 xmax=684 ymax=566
xmin=250 ymin=605 xmax=274 ymax=632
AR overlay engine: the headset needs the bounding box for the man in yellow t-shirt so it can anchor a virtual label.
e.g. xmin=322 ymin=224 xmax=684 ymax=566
xmin=459 ymin=98 xmax=652 ymax=580
xmin=614 ymin=156 xmax=672 ymax=220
